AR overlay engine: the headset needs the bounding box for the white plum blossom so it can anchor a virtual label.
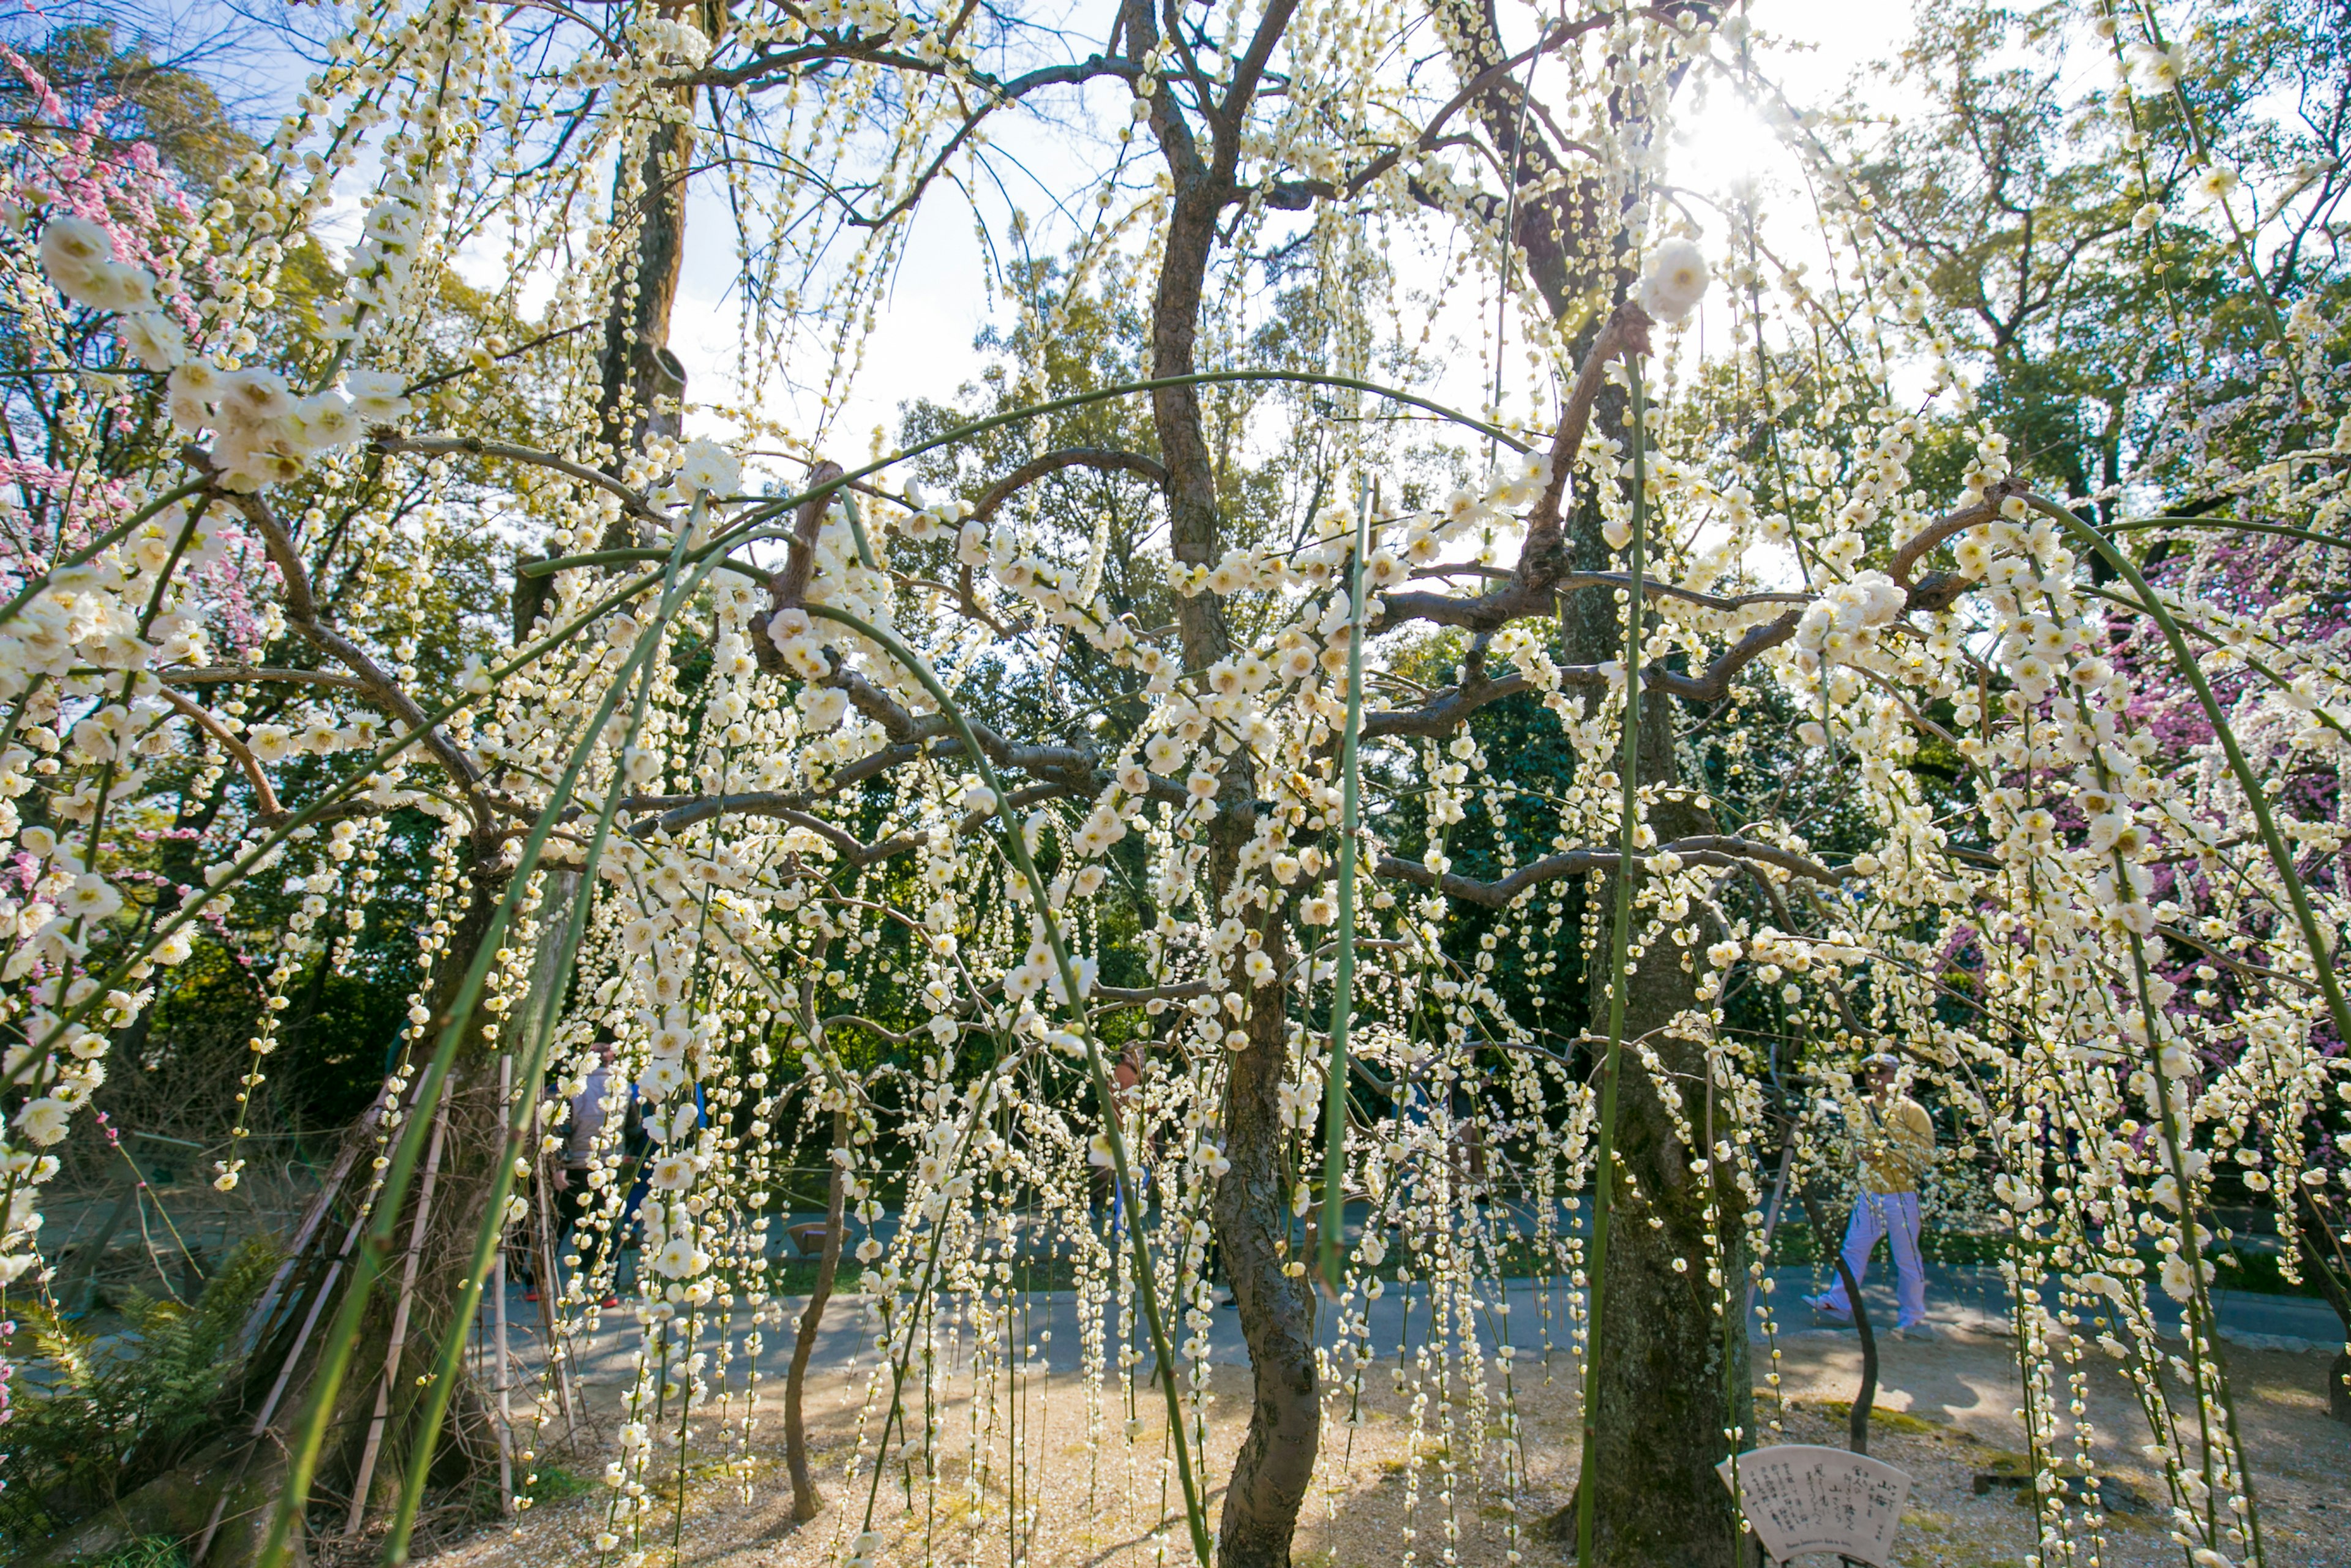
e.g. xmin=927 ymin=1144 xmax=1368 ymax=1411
xmin=677 ymin=438 xmax=741 ymax=497
xmin=1637 ymin=239 xmax=1711 ymax=323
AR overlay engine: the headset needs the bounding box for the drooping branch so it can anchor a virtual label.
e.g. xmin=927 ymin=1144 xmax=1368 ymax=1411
xmin=969 ymin=448 xmax=1170 ymax=522
xmin=1261 ymin=15 xmax=1620 ymax=211
xmin=1376 ymin=833 xmax=1848 ymax=909
xmin=370 ymin=433 xmax=669 ymax=531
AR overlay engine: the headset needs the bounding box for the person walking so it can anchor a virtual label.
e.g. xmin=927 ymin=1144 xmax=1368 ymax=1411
xmin=546 ymin=1041 xmax=623 ymax=1307
xmin=1807 ymin=1052 xmax=1937 ymax=1337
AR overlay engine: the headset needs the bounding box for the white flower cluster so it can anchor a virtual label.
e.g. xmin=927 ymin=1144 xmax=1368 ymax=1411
xmin=1637 ymin=238 xmax=1711 ymax=324
xmin=160 ymin=362 xmax=407 ymax=490
xmin=38 ymin=216 xmax=184 ymax=368
xmin=1790 ymin=569 xmax=1907 ymax=666
xmin=323 ymin=174 xmax=435 ymax=340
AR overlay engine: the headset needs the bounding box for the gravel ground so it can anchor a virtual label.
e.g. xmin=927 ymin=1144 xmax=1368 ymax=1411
xmin=420 ymin=1322 xmax=2350 ymax=1568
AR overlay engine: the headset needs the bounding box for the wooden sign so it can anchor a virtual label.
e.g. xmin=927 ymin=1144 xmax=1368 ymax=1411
xmin=1716 ymin=1444 xmax=1912 ymax=1566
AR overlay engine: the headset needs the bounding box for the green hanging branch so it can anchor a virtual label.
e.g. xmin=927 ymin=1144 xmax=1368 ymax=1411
xmin=1577 ymin=357 xmax=1650 ymax=1568
xmin=1319 ymin=481 xmax=1376 ymax=1291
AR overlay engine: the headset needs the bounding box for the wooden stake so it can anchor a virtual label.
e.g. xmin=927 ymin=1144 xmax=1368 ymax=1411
xmin=241 ymin=1094 xmax=384 ymax=1355
xmin=495 ymin=1054 xmax=515 ymax=1515
xmin=345 ymin=1089 xmax=452 ymax=1535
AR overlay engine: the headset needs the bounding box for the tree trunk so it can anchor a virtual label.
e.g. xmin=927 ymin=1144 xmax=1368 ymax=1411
xmin=593 ymin=4 xmax=710 ymax=543
xmin=84 ymin=866 xmax=514 ymax=1565
xmin=1136 ymin=20 xmax=1322 ymax=1553
xmin=267 ymin=869 xmax=511 ymax=1548
xmin=1212 ymin=921 xmax=1320 ymax=1568
xmin=1560 ymin=362 xmax=1756 ymax=1567
xmin=596 ymin=122 xmax=690 ymax=460
xmin=784 ymin=1108 xmax=849 ymax=1521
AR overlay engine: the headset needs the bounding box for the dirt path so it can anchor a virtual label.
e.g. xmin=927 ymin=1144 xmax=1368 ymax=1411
xmin=418 ymin=1323 xmax=2349 ymax=1568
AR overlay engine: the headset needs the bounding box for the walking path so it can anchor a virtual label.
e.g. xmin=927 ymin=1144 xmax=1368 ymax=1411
xmin=490 ymin=1259 xmax=2342 ymax=1394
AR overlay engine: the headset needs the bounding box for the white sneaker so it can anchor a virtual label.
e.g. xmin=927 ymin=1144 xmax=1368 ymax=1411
xmin=1895 ymin=1321 xmax=1937 ymax=1340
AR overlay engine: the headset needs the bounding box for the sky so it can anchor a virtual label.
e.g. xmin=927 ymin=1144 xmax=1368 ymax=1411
xmin=645 ymin=0 xmax=1926 ymax=474
xmin=71 ymin=0 xmax=1924 ymax=479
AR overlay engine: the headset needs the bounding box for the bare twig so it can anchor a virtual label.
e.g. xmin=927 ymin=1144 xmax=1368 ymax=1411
xmin=157 ymin=686 xmax=284 ymax=819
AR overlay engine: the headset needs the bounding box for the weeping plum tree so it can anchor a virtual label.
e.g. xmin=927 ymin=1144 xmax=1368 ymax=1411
xmin=1 ymin=1 xmax=2347 ymax=1566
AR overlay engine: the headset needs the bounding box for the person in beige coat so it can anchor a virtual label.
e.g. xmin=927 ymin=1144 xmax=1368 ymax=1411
xmin=1806 ymin=1052 xmax=1937 ymax=1335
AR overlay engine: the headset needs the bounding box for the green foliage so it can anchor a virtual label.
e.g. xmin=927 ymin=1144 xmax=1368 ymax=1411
xmin=0 ymin=1237 xmax=279 ymax=1544
xmin=518 ymin=1463 xmax=596 ymax=1506
xmin=85 ymin=1537 xmax=190 ymax=1568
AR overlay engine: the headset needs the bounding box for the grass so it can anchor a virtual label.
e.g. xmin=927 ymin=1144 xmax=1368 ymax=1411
xmin=1811 ymin=1400 xmax=1954 ymax=1438
xmin=89 ymin=1540 xmax=186 ymax=1568
xmin=521 ymin=1463 xmax=599 ymax=1504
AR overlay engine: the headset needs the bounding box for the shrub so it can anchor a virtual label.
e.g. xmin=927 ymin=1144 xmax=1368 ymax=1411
xmin=0 ymin=1237 xmax=277 ymax=1545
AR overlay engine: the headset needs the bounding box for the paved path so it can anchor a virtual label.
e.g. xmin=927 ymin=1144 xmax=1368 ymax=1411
xmin=486 ymin=1260 xmax=2342 ymax=1393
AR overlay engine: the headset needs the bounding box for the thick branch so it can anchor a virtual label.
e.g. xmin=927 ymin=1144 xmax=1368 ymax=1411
xmin=160 ymin=665 xmax=370 ymax=692
xmin=1362 ymin=641 xmax=1529 ymax=740
xmin=1363 ymin=304 xmax=1650 ymax=637
xmin=222 ymin=489 xmax=486 ymax=797
xmin=969 ymin=447 xmax=1169 ymax=522
xmin=1376 ymin=833 xmax=1847 ymax=909
xmin=1643 ymin=610 xmax=1804 ymax=702
xmin=371 ymin=433 xmax=668 ymax=528
xmin=768 ymin=460 xmax=846 ymax=618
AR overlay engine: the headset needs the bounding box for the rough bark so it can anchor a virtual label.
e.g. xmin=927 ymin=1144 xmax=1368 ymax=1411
xmin=593 ymin=3 xmax=711 ymax=542
xmin=21 ymin=1441 xmax=289 ymax=1568
xmin=1210 ymin=921 xmax=1321 ymax=1568
xmin=1567 ymin=508 xmax=1758 ymax=1568
xmin=283 ymin=871 xmax=510 ymax=1547
xmin=595 ymin=131 xmax=688 ymax=463
xmin=1408 ymin=8 xmax=1763 ymax=1542
xmin=1551 ymin=291 xmax=1757 ymax=1568
xmin=784 ymin=1108 xmax=850 ymax=1521
xmin=1126 ymin=0 xmax=1321 ymax=1555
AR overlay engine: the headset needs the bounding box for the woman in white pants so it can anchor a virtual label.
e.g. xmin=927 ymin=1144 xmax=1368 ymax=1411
xmin=1806 ymin=1054 xmax=1937 ymax=1336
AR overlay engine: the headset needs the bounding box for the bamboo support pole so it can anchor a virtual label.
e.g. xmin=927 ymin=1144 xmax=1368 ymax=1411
xmin=495 ymin=1054 xmax=516 ymax=1514
xmin=345 ymin=1092 xmax=452 ymax=1535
